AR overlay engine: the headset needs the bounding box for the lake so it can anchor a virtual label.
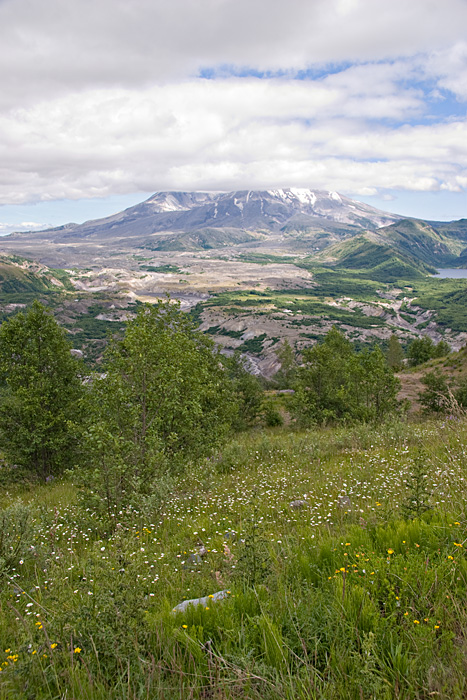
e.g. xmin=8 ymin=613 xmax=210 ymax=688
xmin=434 ymin=269 xmax=467 ymax=279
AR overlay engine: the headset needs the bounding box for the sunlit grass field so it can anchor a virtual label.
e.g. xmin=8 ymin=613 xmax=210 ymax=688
xmin=1 ymin=417 xmax=467 ymax=699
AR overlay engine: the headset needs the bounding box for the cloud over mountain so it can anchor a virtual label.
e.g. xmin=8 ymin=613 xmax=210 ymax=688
xmin=0 ymin=0 xmax=466 ymax=211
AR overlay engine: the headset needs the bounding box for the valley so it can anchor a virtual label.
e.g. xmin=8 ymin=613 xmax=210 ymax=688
xmin=0 ymin=188 xmax=465 ymax=373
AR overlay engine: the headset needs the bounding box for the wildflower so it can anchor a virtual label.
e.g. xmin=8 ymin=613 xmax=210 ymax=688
xmin=434 ymin=625 xmax=440 ymax=629
xmin=454 ymin=542 xmax=463 ymax=547
xmin=448 ymin=555 xmax=454 ymax=560
xmin=182 ymin=625 xmax=188 ymax=629
xmin=413 ymin=620 xmax=420 ymax=624
xmin=74 ymin=647 xmax=81 ymax=654
xmin=387 ymin=549 xmax=394 ymax=555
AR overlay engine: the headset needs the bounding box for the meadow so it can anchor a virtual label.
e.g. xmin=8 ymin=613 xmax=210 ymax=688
xmin=1 ymin=416 xmax=467 ymax=699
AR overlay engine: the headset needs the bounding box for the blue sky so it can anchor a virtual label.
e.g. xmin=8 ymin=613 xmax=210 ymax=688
xmin=0 ymin=0 xmax=466 ymax=234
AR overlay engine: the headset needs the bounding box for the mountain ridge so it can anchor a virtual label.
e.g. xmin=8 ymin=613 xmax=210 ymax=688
xmin=7 ymin=188 xmax=400 ymax=242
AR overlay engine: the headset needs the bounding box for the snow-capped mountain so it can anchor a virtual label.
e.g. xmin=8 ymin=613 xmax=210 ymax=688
xmin=10 ymin=189 xmax=400 ymax=243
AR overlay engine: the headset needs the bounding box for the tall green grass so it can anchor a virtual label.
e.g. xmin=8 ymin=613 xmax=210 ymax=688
xmin=1 ymin=417 xmax=467 ymax=698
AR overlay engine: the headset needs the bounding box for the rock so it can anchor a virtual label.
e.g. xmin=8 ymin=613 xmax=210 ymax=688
xmin=70 ymin=348 xmax=84 ymax=358
xmin=338 ymin=495 xmax=352 ymax=509
xmin=290 ymin=500 xmax=308 ymax=510
xmin=172 ymin=590 xmax=230 ymax=614
xmin=183 ymin=553 xmax=202 ymax=569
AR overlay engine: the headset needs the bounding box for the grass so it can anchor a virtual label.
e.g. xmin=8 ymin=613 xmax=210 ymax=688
xmin=2 ymin=416 xmax=467 ymax=698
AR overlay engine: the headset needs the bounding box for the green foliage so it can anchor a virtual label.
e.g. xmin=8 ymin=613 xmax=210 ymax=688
xmin=386 ymin=333 xmax=405 ymax=370
xmin=0 ymin=301 xmax=84 ymax=478
xmin=1 ymin=419 xmax=467 ymax=698
xmin=141 ymin=227 xmax=257 ymax=251
xmin=234 ymin=507 xmax=271 ymax=587
xmin=274 ymin=338 xmax=297 ymax=388
xmin=415 ymin=281 xmax=467 ymax=332
xmin=141 ymin=264 xmax=181 ymax=273
xmin=292 ymin=328 xmax=400 ymax=425
xmin=262 ymin=402 xmax=284 ymax=427
xmin=237 ymin=333 xmax=268 ymax=354
xmin=407 ymin=335 xmax=451 ymax=367
xmin=80 ymin=300 xmax=235 ymax=516
xmin=455 ymin=378 xmax=467 ymax=408
xmin=419 ymin=369 xmax=451 ymax=413
xmin=224 ymin=352 xmax=264 ymax=431
xmin=401 ymin=450 xmax=433 ymax=518
xmin=0 ymin=501 xmax=32 ymax=577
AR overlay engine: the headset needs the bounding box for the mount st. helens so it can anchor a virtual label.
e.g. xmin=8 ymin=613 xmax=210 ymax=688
xmin=0 ymin=188 xmax=466 ymax=374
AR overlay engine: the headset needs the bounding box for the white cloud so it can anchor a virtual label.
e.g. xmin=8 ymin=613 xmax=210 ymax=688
xmin=0 ymin=77 xmax=465 ymax=202
xmin=1 ymin=0 xmax=467 ymax=109
xmin=425 ymin=43 xmax=467 ymax=100
xmin=0 ymin=221 xmax=49 ymax=234
xmin=0 ymin=0 xmax=466 ymax=205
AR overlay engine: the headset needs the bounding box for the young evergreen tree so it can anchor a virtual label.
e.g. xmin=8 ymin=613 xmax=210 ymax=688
xmin=386 ymin=333 xmax=404 ymax=370
xmin=274 ymin=339 xmax=297 ymax=388
xmin=0 ymin=301 xmax=84 ymax=479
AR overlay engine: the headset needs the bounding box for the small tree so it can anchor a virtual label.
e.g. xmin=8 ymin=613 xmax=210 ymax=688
xmin=274 ymin=339 xmax=298 ymax=388
xmin=401 ymin=450 xmax=432 ymax=518
xmin=455 ymin=379 xmax=467 ymax=409
xmin=292 ymin=328 xmax=399 ymax=425
xmin=408 ymin=336 xmax=451 ymax=367
xmin=293 ymin=327 xmax=361 ymax=424
xmin=0 ymin=301 xmax=84 ymax=479
xmin=360 ymin=346 xmax=400 ymax=420
xmin=224 ymin=351 xmax=263 ymax=431
xmin=419 ymin=369 xmax=450 ymax=413
xmin=386 ymin=334 xmax=404 ymax=371
xmin=82 ymin=300 xmax=235 ymax=515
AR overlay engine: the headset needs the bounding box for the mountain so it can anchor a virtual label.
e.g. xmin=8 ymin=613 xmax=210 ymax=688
xmin=317 ymin=216 xmax=467 ymax=279
xmin=2 ymin=189 xmax=466 ymax=274
xmin=7 ymin=189 xmax=400 ymax=246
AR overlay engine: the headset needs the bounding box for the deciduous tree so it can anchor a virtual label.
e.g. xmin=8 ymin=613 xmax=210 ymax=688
xmin=0 ymin=301 xmax=84 ymax=478
xmin=83 ymin=300 xmax=235 ymax=514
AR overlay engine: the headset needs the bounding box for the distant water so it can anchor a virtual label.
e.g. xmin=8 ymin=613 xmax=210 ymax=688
xmin=434 ymin=269 xmax=467 ymax=279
